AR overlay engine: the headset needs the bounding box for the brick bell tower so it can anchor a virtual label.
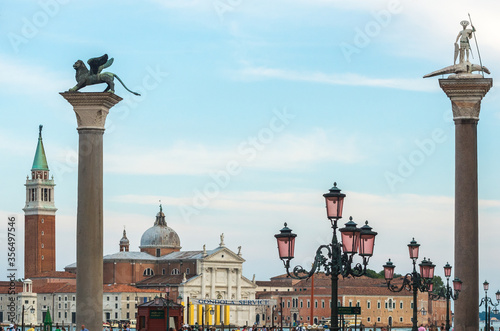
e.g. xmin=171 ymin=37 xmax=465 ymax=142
xmin=23 ymin=125 xmax=57 ymax=278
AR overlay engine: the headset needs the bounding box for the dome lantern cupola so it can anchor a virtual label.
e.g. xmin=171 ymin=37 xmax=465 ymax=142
xmin=139 ymin=205 xmax=181 ymax=257
xmin=120 ymin=227 xmax=130 ymax=252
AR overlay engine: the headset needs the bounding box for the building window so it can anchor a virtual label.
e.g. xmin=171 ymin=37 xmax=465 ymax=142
xmin=127 ymin=304 xmax=130 ymax=309
xmin=300 ymin=300 xmax=303 ymax=308
xmin=322 ymin=300 xmax=325 ymax=308
xmin=287 ymin=300 xmax=290 ymax=308
xmin=393 ymin=302 xmax=396 ymax=309
xmin=349 ymin=301 xmax=352 ymax=307
xmin=65 ymin=312 xmax=67 ymax=318
xmin=59 ymin=296 xmax=61 ymax=301
xmin=156 ymin=248 xmax=161 ymax=257
xmin=41 ymin=231 xmax=44 ymax=235
xmin=58 ymin=312 xmax=61 ymax=318
xmin=43 ymin=296 xmax=46 ymax=301
xmin=73 ymin=296 xmax=75 ymax=301
xmin=41 ymin=218 xmax=44 ymax=223
xmin=127 ymin=312 xmax=130 ymax=319
xmin=143 ymin=268 xmax=154 ymax=276
xmin=65 ymin=296 xmax=68 ymax=301
xmin=41 ymin=255 xmax=44 ymax=260
xmin=115 ymin=313 xmax=118 ymax=319
xmin=385 ymin=302 xmax=388 ymax=309
xmin=65 ymin=303 xmax=67 ymax=308
xmin=171 ymin=268 xmax=180 ymax=275
xmin=115 ymin=304 xmax=118 ymax=309
xmin=162 ymin=269 xmax=165 ymax=275
xmin=115 ymin=296 xmax=118 ymax=301
xmin=411 ymin=302 xmax=414 ymax=309
xmin=186 ymin=268 xmax=190 ymax=274
xmin=400 ymin=317 xmax=403 ymax=322
xmin=367 ymin=317 xmax=371 ymax=322
xmin=127 ymin=296 xmax=130 ymax=301
xmin=356 ymin=301 xmax=360 ymax=307
xmin=58 ymin=303 xmax=61 ymax=309
xmin=400 ymin=301 xmax=403 ymax=309
xmin=307 ymin=300 xmax=310 ymax=308
xmin=367 ymin=301 xmax=371 ymax=309
xmin=377 ymin=301 xmax=381 ymax=309
xmin=377 ymin=317 xmax=381 ymax=322
xmin=107 ymin=296 xmax=110 ymax=301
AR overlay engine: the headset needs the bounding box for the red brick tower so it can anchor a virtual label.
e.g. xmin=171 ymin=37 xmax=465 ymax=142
xmin=23 ymin=125 xmax=57 ymax=278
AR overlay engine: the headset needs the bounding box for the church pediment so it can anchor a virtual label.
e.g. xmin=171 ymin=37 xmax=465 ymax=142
xmin=204 ymin=247 xmax=245 ymax=263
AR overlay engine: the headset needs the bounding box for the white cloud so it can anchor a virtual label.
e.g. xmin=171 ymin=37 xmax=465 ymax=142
xmin=104 ymin=129 xmax=368 ymax=175
xmin=236 ymin=66 xmax=437 ymax=92
xmin=0 ymin=55 xmax=72 ymax=96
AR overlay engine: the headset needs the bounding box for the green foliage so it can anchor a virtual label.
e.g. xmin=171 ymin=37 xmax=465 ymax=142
xmin=364 ymin=269 xmax=401 ymax=279
xmin=432 ymin=275 xmax=445 ymax=294
xmin=365 ymin=269 xmax=384 ymax=279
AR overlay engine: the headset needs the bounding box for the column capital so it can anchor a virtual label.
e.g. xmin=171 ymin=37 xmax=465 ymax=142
xmin=439 ymin=78 xmax=493 ymax=121
xmin=60 ymin=92 xmax=122 ymax=129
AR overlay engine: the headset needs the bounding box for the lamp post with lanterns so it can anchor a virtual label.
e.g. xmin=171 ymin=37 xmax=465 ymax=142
xmin=479 ymin=281 xmax=500 ymax=331
xmin=274 ymin=182 xmax=377 ymax=331
xmin=383 ymin=238 xmax=436 ymax=331
xmin=428 ymin=263 xmax=462 ymax=331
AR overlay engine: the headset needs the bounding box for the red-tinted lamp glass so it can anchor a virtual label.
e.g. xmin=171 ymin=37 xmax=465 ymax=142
xmin=340 ymin=218 xmax=360 ymax=254
xmin=323 ymin=183 xmax=346 ymax=220
xmin=408 ymin=238 xmax=420 ymax=260
xmin=275 ymin=223 xmax=297 ymax=261
xmin=453 ymin=278 xmax=463 ymax=292
xmin=443 ymin=262 xmax=452 ymax=278
xmin=359 ymin=221 xmax=377 ymax=257
xmin=383 ymin=259 xmax=395 ymax=281
xmin=419 ymin=258 xmax=435 ymax=279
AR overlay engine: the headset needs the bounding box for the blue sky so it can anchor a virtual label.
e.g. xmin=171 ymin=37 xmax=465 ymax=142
xmin=1 ymin=0 xmax=500 ymax=297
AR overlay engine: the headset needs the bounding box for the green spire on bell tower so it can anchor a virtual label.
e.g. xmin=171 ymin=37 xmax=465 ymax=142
xmin=31 ymin=124 xmax=49 ymax=171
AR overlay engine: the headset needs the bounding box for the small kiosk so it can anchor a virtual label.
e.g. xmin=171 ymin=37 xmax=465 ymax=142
xmin=138 ymin=296 xmax=184 ymax=331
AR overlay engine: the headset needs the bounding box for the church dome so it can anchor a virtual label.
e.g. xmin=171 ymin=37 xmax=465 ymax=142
xmin=139 ymin=206 xmax=181 ymax=249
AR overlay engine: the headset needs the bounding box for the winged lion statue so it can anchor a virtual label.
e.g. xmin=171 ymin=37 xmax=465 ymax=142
xmin=68 ymin=54 xmax=140 ymax=95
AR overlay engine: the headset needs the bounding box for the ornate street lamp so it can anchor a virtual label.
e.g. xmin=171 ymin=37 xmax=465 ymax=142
xmin=383 ymin=238 xmax=435 ymax=331
xmin=428 ymin=262 xmax=462 ymax=331
xmin=479 ymin=280 xmax=500 ymax=331
xmin=275 ymin=182 xmax=377 ymax=331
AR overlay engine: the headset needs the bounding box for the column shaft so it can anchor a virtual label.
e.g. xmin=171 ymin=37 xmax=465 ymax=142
xmin=439 ymin=78 xmax=492 ymax=331
xmin=60 ymin=92 xmax=122 ymax=331
xmin=76 ymin=129 xmax=104 ymax=330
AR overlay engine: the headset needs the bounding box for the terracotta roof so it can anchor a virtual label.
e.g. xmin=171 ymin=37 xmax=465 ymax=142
xmin=0 ymin=281 xmax=23 ymax=294
xmin=30 ymin=271 xmax=76 ymax=279
xmin=257 ymin=273 xmax=414 ymax=298
xmin=136 ymin=274 xmax=196 ymax=286
xmin=104 ymin=284 xmax=161 ymax=293
xmin=33 ymin=282 xmax=74 ymax=293
xmin=33 ymin=282 xmax=161 ymax=294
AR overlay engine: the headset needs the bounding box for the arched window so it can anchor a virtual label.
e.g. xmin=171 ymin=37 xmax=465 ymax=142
xmin=171 ymin=268 xmax=180 ymax=275
xmin=143 ymin=268 xmax=154 ymax=276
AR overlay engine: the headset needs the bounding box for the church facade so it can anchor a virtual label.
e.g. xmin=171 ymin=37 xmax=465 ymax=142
xmin=17 ymin=126 xmax=258 ymax=327
xmin=64 ymin=207 xmax=258 ymax=326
